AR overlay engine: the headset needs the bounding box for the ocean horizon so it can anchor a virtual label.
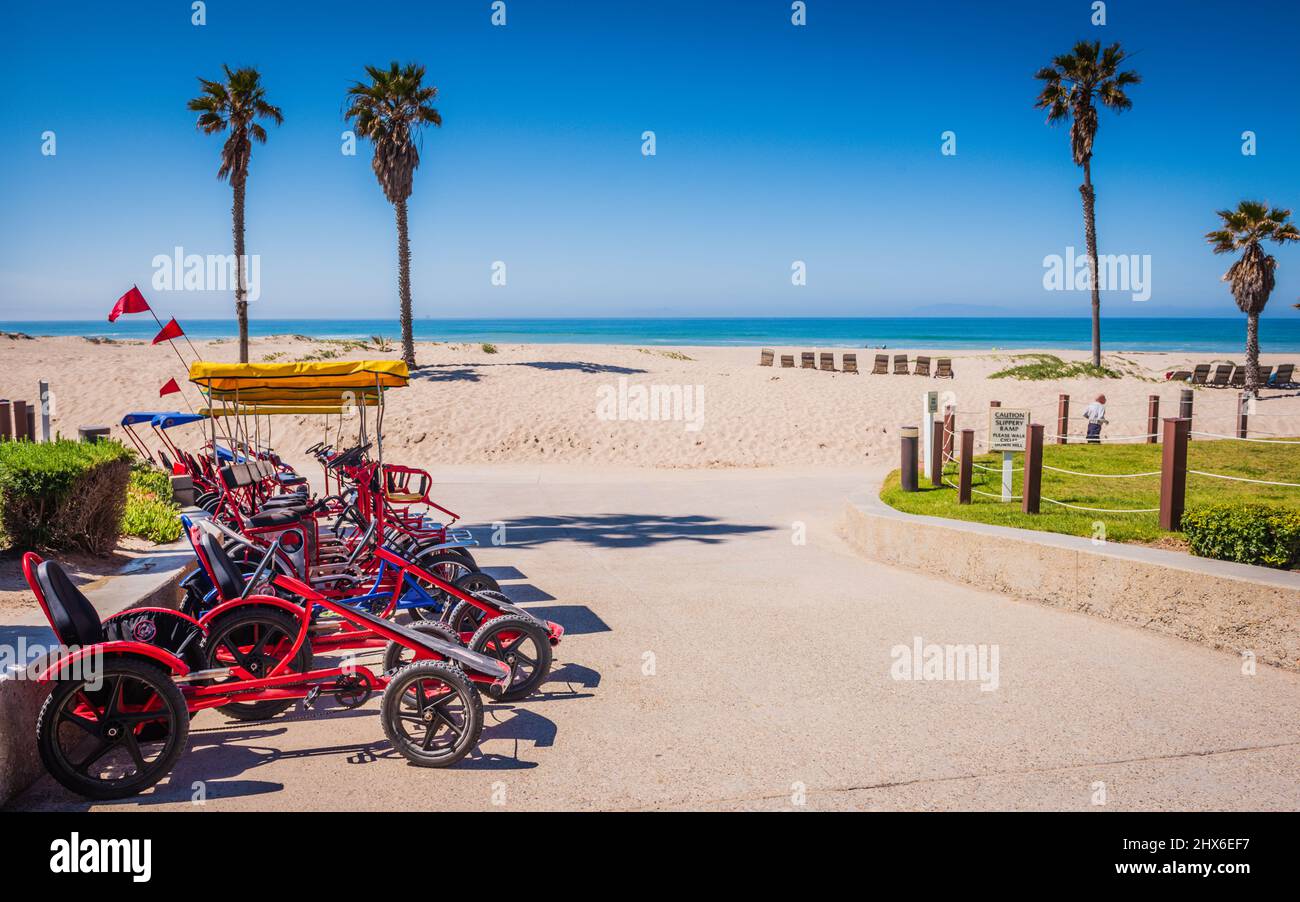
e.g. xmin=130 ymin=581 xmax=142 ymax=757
xmin=3 ymin=317 xmax=1299 ymax=354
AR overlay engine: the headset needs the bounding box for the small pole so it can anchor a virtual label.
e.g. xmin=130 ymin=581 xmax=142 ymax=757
xmin=942 ymin=406 xmax=955 ymax=464
xmin=1056 ymin=394 xmax=1069 ymax=444
xmin=929 ymin=419 xmax=944 ymax=486
xmin=0 ymin=400 xmax=11 ymax=440
xmin=1022 ymin=423 xmax=1044 ymax=514
xmin=39 ymin=380 xmax=51 ymax=442
xmin=1237 ymin=391 xmax=1249 ymax=439
xmin=958 ymin=429 xmax=974 ymax=504
xmin=1146 ymin=395 xmax=1159 ymax=444
xmin=1001 ymin=451 xmax=1013 ymax=501
xmin=1158 ymin=417 xmax=1190 ymax=531
xmin=25 ymin=407 xmax=36 ymax=442
xmin=12 ymin=400 xmax=28 ymax=441
xmin=1179 ymin=389 xmax=1194 ymax=441
xmin=900 ymin=427 xmax=919 ymax=492
xmin=989 ymin=400 xmax=1001 ymax=408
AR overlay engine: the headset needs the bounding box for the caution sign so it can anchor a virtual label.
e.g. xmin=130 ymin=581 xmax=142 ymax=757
xmin=988 ymin=408 xmax=1031 ymax=452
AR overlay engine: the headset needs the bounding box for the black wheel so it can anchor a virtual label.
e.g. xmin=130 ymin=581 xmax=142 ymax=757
xmin=37 ymin=657 xmax=189 ymax=800
xmin=204 ymin=607 xmax=312 ymax=721
xmin=467 ymin=614 xmax=553 ymax=701
xmin=444 ymin=585 xmax=510 ymax=637
xmin=405 ymin=550 xmax=486 ymax=622
xmin=381 ymin=661 xmax=482 ymax=767
xmin=194 ymin=492 xmax=218 ymax=509
xmin=382 ymin=620 xmax=462 ymax=673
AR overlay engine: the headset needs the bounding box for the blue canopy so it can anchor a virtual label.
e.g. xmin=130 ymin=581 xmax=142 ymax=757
xmin=152 ymin=413 xmax=206 ymax=430
xmin=121 ymin=411 xmax=177 ymax=426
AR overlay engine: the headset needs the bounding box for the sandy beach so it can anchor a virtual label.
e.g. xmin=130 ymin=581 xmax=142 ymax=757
xmin=3 ymin=334 xmax=1298 ymax=472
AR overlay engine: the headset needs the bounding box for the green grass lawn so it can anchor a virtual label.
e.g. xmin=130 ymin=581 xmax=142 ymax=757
xmin=880 ymin=438 xmax=1300 ymax=545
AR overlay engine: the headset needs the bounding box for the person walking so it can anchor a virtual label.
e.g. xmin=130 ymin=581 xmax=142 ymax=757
xmin=1083 ymin=394 xmax=1108 ymax=443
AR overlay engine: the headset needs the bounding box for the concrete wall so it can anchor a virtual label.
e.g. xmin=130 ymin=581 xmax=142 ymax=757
xmin=842 ymin=493 xmax=1300 ymax=671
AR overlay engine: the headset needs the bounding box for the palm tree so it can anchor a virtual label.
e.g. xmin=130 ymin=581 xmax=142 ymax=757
xmin=1035 ymin=41 xmax=1140 ymax=367
xmin=1206 ymin=202 xmax=1299 ymax=395
xmin=188 ymin=66 xmax=283 ymax=363
xmin=344 ymin=62 xmax=442 ymax=368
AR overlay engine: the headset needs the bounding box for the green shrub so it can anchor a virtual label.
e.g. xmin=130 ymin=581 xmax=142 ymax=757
xmin=121 ymin=464 xmax=182 ymax=544
xmin=1181 ymin=503 xmax=1300 ymax=569
xmin=989 ymin=353 xmax=1122 ymax=380
xmin=481 ymin=342 xmax=498 ymax=354
xmin=0 ymin=439 xmax=133 ymax=553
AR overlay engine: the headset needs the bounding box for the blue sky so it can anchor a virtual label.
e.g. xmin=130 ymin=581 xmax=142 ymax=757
xmin=1 ymin=0 xmax=1297 ymax=320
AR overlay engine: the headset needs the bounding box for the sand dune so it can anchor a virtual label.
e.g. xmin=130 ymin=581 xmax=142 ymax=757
xmin=3 ymin=335 xmax=1298 ymax=471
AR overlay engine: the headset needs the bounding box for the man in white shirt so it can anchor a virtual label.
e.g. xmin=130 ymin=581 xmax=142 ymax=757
xmin=1083 ymin=394 xmax=1107 ymax=443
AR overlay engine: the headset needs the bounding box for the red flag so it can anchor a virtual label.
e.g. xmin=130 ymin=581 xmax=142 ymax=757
xmin=108 ymin=286 xmax=150 ymax=322
xmin=159 ymin=378 xmax=180 ymax=397
xmin=152 ymin=317 xmax=184 ymax=345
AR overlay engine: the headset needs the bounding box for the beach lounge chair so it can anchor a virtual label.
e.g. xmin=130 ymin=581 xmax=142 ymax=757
xmin=759 ymin=348 xmax=774 ymax=367
xmin=1273 ymin=363 xmax=1296 ymax=387
xmin=914 ymin=356 xmax=931 ymax=377
xmin=780 ymin=355 xmax=795 ymax=368
xmin=872 ymin=354 xmax=889 ymax=375
xmin=893 ymin=355 xmax=909 ymax=375
xmin=801 ymin=352 xmax=815 ymax=369
xmin=842 ymin=353 xmax=858 ymax=374
xmin=1230 ymin=365 xmax=1245 ymax=388
xmin=1258 ymin=365 xmax=1273 ymax=385
xmin=1166 ymin=370 xmax=1192 ymax=381
xmin=935 ymin=358 xmax=955 ymax=379
xmin=819 ymin=352 xmax=835 ymax=372
xmin=1189 ymin=363 xmax=1211 ymax=385
xmin=1208 ymin=364 xmax=1232 ymax=387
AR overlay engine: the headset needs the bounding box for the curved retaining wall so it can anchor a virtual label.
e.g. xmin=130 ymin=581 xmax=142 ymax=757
xmin=842 ymin=492 xmax=1300 ymax=672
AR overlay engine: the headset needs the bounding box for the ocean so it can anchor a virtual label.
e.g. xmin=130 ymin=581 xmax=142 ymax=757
xmin=3 ymin=317 xmax=1299 ymax=353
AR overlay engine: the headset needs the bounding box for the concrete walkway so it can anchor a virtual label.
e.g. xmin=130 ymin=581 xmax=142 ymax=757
xmin=9 ymin=466 xmax=1299 ymax=811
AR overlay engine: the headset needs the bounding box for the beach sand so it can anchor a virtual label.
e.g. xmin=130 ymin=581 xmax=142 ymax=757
xmin=3 ymin=334 xmax=1299 ymax=472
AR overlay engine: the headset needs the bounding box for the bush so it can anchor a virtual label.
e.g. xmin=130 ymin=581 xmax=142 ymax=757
xmin=989 ymin=353 xmax=1122 ymax=380
xmin=121 ymin=464 xmax=182 ymax=544
xmin=1181 ymin=503 xmax=1300 ymax=569
xmin=481 ymin=342 xmax=498 ymax=354
xmin=0 ymin=439 xmax=134 ymax=553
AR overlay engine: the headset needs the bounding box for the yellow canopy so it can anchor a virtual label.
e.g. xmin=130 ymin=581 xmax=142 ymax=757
xmin=189 ymin=360 xmax=408 ymax=404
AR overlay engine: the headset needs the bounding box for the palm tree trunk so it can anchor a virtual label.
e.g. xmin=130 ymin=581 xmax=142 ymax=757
xmin=1079 ymin=160 xmax=1101 ymax=368
xmin=233 ymin=174 xmax=249 ymax=364
xmin=395 ymin=197 xmax=414 ymax=368
xmin=1245 ymin=311 xmax=1260 ymax=396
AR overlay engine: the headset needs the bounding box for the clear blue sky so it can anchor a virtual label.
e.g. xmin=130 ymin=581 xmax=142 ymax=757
xmin=1 ymin=0 xmax=1297 ymax=320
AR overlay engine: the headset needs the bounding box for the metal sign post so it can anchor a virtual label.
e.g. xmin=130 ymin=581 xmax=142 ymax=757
xmin=39 ymin=380 xmax=51 ymax=442
xmin=922 ymin=391 xmax=938 ymax=482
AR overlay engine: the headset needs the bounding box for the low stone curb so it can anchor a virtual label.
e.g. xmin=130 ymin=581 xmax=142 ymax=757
xmin=842 ymin=491 xmax=1300 ymax=671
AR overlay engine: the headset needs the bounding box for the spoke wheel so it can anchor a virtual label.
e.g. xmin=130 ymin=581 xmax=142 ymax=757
xmin=204 ymin=607 xmax=311 ymax=721
xmin=37 ymin=658 xmax=189 ymax=800
xmin=381 ymin=661 xmax=482 ymax=767
xmin=382 ymin=620 xmax=462 ymax=673
xmin=468 ymin=614 xmax=553 ymax=701
xmin=406 ymin=551 xmax=489 ymax=622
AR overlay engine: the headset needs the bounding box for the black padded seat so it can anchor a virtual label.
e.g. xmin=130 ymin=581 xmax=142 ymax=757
xmin=248 ymin=508 xmax=303 ymax=527
xmin=36 ymin=561 xmax=104 ymax=647
xmin=276 ymin=473 xmax=307 ymax=486
xmin=198 ymin=533 xmax=245 ymax=601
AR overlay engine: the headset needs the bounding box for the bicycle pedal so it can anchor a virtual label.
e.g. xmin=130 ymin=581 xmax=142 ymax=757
xmin=303 ymin=686 xmax=322 ymax=709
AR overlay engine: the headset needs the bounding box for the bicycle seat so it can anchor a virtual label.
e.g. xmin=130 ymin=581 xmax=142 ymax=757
xmin=248 ymin=508 xmax=304 ymax=527
xmin=34 ymin=560 xmax=103 ymax=647
xmin=198 ymin=532 xmax=247 ymax=601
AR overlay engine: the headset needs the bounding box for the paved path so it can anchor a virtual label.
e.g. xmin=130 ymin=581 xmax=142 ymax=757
xmin=10 ymin=466 xmax=1299 ymax=811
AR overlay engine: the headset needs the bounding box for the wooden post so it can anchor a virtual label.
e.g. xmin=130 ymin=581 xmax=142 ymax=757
xmin=1146 ymin=395 xmax=1159 ymax=444
xmin=989 ymin=400 xmax=1001 ymax=408
xmin=1237 ymin=391 xmax=1249 ymax=439
xmin=25 ymin=407 xmax=35 ymax=441
xmin=12 ymin=400 xmax=28 ymax=441
xmin=942 ymin=407 xmax=955 ymax=464
xmin=1158 ymin=417 xmax=1190 ymax=531
xmin=1179 ymin=389 xmax=1193 ymax=441
xmin=958 ymin=429 xmax=974 ymax=504
xmin=1056 ymin=394 xmax=1069 ymax=444
xmin=1022 ymin=423 xmax=1044 ymax=513
xmin=929 ymin=419 xmax=944 ymax=486
xmin=900 ymin=427 xmax=919 ymax=492
xmin=0 ymin=400 xmax=11 ymax=440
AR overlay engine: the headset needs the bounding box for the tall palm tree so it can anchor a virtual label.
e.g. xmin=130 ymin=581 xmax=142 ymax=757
xmin=344 ymin=62 xmax=442 ymax=368
xmin=188 ymin=66 xmax=283 ymax=363
xmin=1035 ymin=41 xmax=1140 ymax=367
xmin=1206 ymin=201 xmax=1299 ymax=395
